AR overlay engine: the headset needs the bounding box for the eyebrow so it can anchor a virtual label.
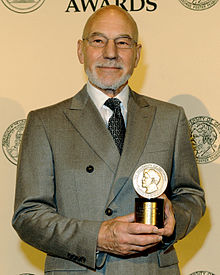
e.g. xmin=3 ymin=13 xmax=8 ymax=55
xmin=87 ymin=32 xmax=133 ymax=39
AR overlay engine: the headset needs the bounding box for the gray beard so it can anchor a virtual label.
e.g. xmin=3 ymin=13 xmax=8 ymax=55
xmin=86 ymin=68 xmax=131 ymax=92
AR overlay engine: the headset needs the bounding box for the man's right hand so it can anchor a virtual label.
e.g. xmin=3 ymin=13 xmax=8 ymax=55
xmin=97 ymin=213 xmax=163 ymax=256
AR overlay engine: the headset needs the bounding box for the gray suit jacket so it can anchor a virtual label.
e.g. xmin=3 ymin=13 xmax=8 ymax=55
xmin=12 ymin=86 xmax=205 ymax=274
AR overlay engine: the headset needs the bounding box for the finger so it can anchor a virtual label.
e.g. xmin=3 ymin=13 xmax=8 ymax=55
xmin=127 ymin=222 xmax=160 ymax=235
xmin=163 ymin=214 xmax=175 ymax=236
xmin=116 ymin=213 xmax=135 ymax=223
xmin=128 ymin=223 xmax=157 ymax=234
xmin=157 ymin=228 xmax=165 ymax=235
xmin=158 ymin=193 xmax=167 ymax=200
xmin=128 ymin=233 xmax=163 ymax=246
xmin=116 ymin=241 xmax=161 ymax=256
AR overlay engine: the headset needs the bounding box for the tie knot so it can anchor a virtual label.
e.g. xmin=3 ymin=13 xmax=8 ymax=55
xmin=104 ymin=98 xmax=121 ymax=111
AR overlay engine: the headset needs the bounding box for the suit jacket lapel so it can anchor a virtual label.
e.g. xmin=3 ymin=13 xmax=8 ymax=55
xmin=106 ymin=89 xmax=156 ymax=205
xmin=63 ymin=86 xmax=120 ymax=173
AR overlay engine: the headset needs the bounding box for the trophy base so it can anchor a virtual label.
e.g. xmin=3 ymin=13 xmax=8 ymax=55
xmin=135 ymin=198 xmax=164 ymax=228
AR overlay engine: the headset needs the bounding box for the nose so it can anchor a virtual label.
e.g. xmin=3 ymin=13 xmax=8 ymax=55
xmin=103 ymin=39 xmax=118 ymax=60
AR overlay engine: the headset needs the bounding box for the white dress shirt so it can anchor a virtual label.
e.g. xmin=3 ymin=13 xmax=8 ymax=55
xmin=86 ymin=81 xmax=129 ymax=127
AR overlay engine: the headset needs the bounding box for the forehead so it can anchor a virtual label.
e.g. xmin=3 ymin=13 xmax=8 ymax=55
xmin=85 ymin=10 xmax=136 ymax=38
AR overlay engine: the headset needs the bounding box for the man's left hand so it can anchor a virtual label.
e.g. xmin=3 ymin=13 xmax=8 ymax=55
xmin=159 ymin=194 xmax=176 ymax=237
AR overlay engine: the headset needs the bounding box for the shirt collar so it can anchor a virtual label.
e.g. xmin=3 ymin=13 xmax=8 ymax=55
xmin=87 ymin=81 xmax=129 ymax=112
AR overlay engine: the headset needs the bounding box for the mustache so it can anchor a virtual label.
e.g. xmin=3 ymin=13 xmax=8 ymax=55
xmin=95 ymin=61 xmax=123 ymax=69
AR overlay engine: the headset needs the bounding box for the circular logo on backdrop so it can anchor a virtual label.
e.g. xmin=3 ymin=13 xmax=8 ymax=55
xmin=189 ymin=271 xmax=215 ymax=275
xmin=2 ymin=119 xmax=26 ymax=165
xmin=1 ymin=0 xmax=45 ymax=14
xmin=189 ymin=116 xmax=220 ymax=164
xmin=178 ymin=0 xmax=219 ymax=11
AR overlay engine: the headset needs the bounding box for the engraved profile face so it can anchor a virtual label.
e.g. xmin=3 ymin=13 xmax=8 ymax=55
xmin=191 ymin=122 xmax=217 ymax=158
xmin=142 ymin=168 xmax=161 ymax=194
xmin=189 ymin=116 xmax=220 ymax=164
xmin=2 ymin=119 xmax=26 ymax=165
xmin=133 ymin=163 xmax=168 ymax=199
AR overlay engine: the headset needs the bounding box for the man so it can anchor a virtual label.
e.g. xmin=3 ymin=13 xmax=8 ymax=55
xmin=12 ymin=5 xmax=206 ymax=275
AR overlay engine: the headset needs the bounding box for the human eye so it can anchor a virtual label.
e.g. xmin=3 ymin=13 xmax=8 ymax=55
xmin=89 ymin=36 xmax=105 ymax=47
xmin=115 ymin=37 xmax=132 ymax=48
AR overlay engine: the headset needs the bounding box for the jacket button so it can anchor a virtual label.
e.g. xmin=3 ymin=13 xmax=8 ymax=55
xmin=86 ymin=165 xmax=94 ymax=173
xmin=105 ymin=208 xmax=113 ymax=216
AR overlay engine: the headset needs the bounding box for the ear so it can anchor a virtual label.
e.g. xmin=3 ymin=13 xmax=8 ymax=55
xmin=77 ymin=40 xmax=85 ymax=64
xmin=134 ymin=44 xmax=142 ymax=68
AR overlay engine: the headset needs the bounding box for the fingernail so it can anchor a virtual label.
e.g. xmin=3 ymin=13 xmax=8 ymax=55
xmin=153 ymin=227 xmax=159 ymax=233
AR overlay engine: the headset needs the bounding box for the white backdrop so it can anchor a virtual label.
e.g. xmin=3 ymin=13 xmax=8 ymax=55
xmin=1 ymin=1 xmax=219 ymax=274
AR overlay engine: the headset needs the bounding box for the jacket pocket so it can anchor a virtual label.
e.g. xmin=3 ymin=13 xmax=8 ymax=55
xmin=157 ymin=246 xmax=179 ymax=267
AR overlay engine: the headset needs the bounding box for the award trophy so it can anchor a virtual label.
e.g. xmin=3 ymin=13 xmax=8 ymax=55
xmin=133 ymin=163 xmax=168 ymax=228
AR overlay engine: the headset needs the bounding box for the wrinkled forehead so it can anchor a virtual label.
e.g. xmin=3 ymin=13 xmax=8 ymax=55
xmin=83 ymin=7 xmax=138 ymax=41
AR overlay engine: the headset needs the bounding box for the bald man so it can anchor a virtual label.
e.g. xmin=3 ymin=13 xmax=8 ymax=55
xmin=12 ymin=5 xmax=205 ymax=275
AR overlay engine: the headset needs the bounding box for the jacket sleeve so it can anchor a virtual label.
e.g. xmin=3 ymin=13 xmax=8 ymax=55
xmin=12 ymin=111 xmax=102 ymax=270
xmin=162 ymin=107 xmax=206 ymax=252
